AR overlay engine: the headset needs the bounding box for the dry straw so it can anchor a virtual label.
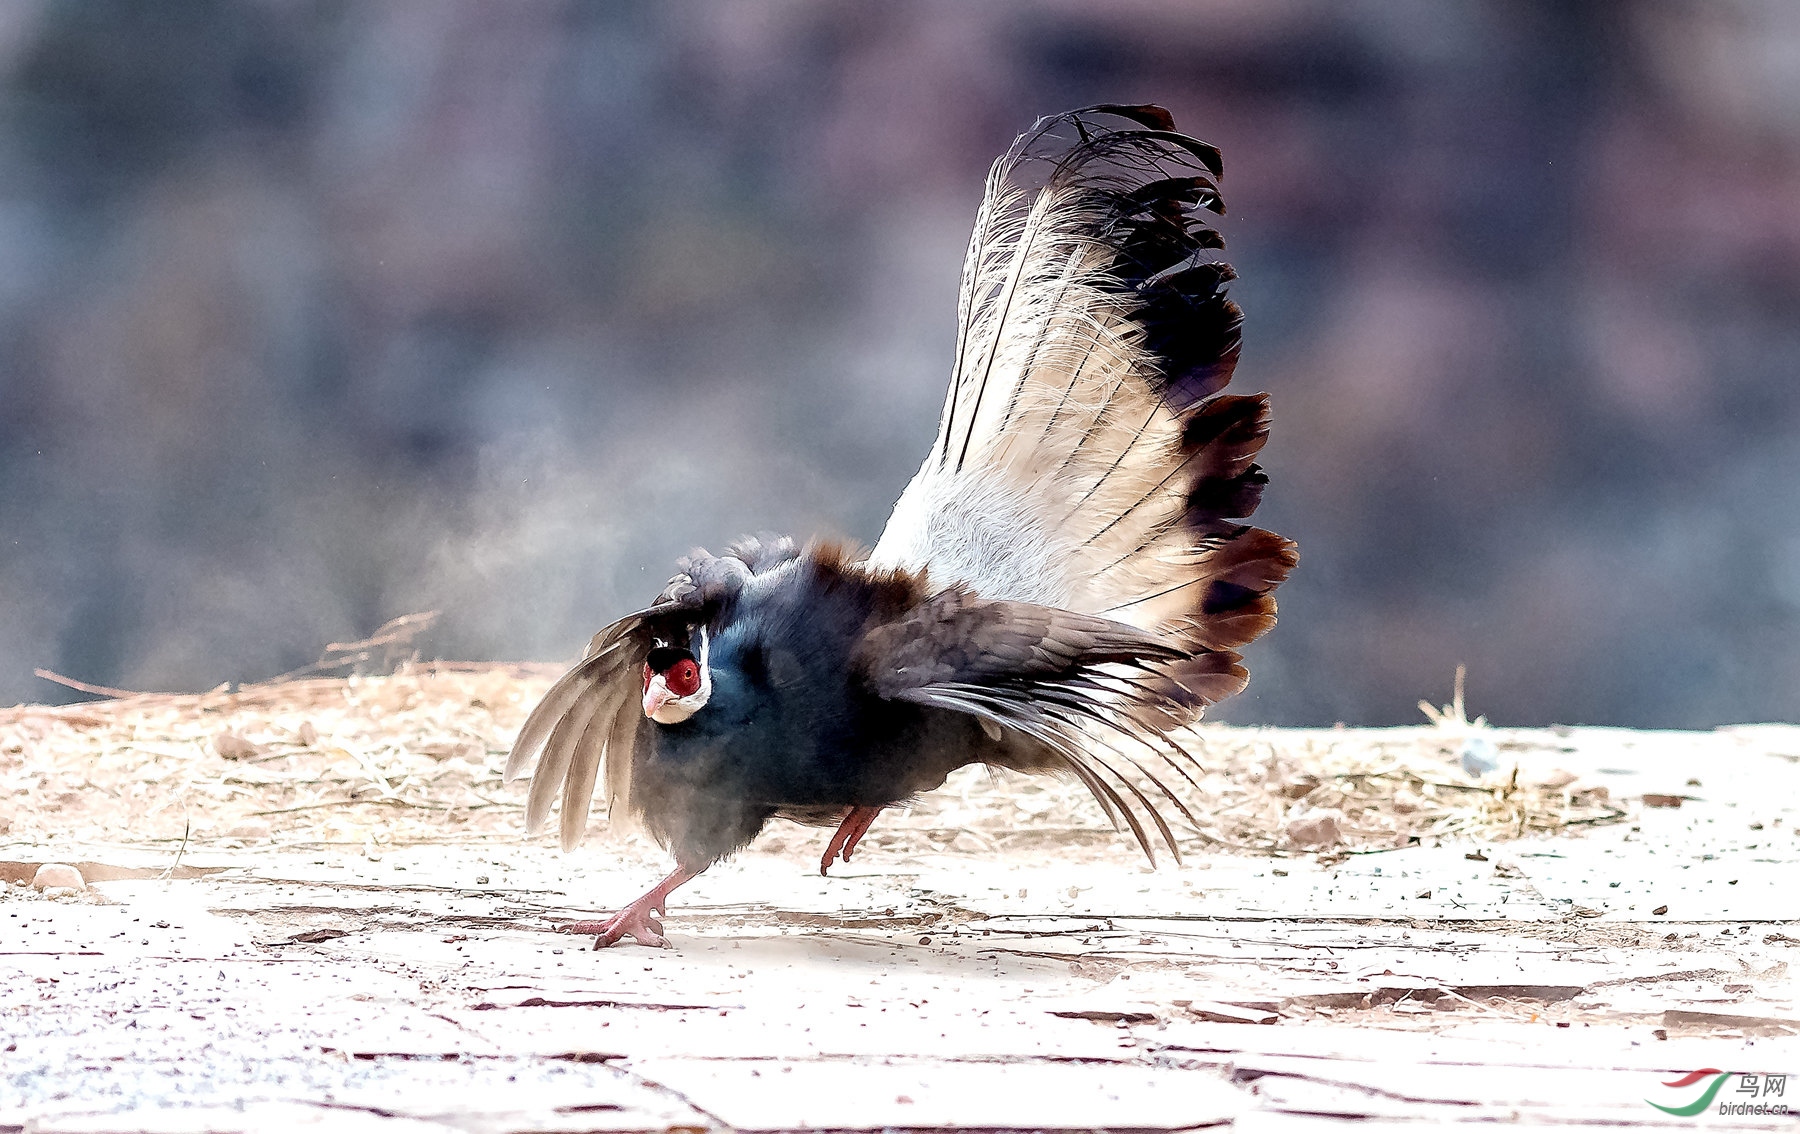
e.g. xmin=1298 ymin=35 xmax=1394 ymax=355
xmin=0 ymin=663 xmax=1620 ymax=859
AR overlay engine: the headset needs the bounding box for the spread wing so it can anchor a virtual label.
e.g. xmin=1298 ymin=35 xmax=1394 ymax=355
xmin=855 ymin=587 xmax=1231 ymax=862
xmin=869 ymin=104 xmax=1296 ymax=713
xmin=501 ymin=610 xmax=660 ymax=852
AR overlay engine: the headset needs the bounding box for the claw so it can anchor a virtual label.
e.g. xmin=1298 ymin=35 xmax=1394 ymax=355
xmin=596 ymin=907 xmax=666 ymax=949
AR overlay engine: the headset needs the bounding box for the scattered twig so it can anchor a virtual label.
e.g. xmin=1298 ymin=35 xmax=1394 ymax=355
xmin=32 ymin=668 xmax=151 ymax=700
xmin=160 ymin=815 xmax=192 ymax=879
xmin=269 ymin=611 xmax=441 ymax=682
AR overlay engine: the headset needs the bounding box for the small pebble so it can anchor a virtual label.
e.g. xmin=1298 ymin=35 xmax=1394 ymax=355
xmin=1285 ymin=809 xmax=1343 ymax=850
xmin=1459 ymin=735 xmax=1499 ymax=777
xmin=226 ymin=818 xmax=273 ymax=841
xmin=31 ymin=864 xmax=85 ymax=892
xmin=214 ymin=732 xmax=262 ymax=760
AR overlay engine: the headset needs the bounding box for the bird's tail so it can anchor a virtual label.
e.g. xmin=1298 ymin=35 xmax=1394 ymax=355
xmin=869 ymin=105 xmax=1296 ymax=718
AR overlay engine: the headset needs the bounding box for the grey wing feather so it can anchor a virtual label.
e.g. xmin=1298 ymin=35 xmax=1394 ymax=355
xmin=525 ymin=683 xmax=607 ymax=836
xmin=558 ymin=682 xmax=636 ymax=851
xmin=860 ymin=587 xmax=1181 ymax=697
xmin=505 ymin=614 xmax=651 ymax=845
xmin=856 ymin=587 xmax=1204 ymax=863
xmin=503 ymin=641 xmax=629 ymax=784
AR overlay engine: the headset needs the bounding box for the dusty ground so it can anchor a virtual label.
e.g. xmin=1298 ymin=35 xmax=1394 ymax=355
xmin=2 ymin=669 xmax=1798 ymax=1132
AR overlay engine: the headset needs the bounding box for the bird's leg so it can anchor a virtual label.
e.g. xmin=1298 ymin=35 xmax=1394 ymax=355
xmin=562 ymin=865 xmax=702 ymax=948
xmin=819 ymin=805 xmax=884 ymax=876
xmin=840 ymin=805 xmax=881 ymax=860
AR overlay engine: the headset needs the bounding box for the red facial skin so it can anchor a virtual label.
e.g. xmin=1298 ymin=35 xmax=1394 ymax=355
xmin=642 ymin=658 xmax=702 ymax=697
xmin=663 ymin=658 xmax=701 ymax=697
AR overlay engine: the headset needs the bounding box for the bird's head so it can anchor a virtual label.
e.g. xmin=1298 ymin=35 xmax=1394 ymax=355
xmin=642 ymin=627 xmax=711 ymax=724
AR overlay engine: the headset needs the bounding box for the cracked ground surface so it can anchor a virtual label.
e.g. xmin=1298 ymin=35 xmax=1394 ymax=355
xmin=2 ymin=676 xmax=1798 ymax=1130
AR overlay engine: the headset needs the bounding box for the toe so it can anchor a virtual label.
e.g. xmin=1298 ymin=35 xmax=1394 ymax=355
xmin=625 ymin=918 xmax=668 ymax=947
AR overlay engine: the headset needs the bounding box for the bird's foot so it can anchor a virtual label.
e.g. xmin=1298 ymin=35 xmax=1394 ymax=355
xmin=819 ymin=805 xmax=885 ymax=876
xmin=563 ymin=899 xmax=668 ymax=948
xmin=563 ymin=865 xmax=700 ymax=948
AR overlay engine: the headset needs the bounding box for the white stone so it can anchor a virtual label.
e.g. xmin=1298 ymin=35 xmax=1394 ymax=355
xmin=31 ymin=863 xmax=86 ymax=891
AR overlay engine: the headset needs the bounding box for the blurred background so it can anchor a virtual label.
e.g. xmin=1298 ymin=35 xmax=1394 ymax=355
xmin=1 ymin=0 xmax=1796 ymax=727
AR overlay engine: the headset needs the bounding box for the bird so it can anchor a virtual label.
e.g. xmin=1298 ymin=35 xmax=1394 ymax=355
xmin=504 ymin=104 xmax=1297 ymax=948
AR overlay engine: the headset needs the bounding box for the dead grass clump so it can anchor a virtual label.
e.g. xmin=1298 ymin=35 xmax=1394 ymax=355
xmin=0 ymin=665 xmax=559 ymax=850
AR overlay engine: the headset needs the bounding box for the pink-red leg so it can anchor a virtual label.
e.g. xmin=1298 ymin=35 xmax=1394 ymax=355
xmin=820 ymin=805 xmax=884 ymax=876
xmin=562 ymin=865 xmax=701 ymax=948
xmin=840 ymin=806 xmax=880 ymax=860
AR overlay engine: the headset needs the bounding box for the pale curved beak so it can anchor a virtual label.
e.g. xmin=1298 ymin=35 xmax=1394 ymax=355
xmin=643 ymin=674 xmax=676 ymax=721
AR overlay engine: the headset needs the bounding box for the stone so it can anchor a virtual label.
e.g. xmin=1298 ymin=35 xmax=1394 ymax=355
xmin=1286 ymin=808 xmax=1344 ymax=849
xmin=31 ymin=863 xmax=85 ymax=891
xmin=214 ymin=731 xmax=263 ymax=760
xmin=1460 ymin=735 xmax=1499 ymax=777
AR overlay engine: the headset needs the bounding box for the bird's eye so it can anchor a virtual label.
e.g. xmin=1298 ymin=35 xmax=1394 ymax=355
xmin=663 ymin=658 xmax=702 ymax=698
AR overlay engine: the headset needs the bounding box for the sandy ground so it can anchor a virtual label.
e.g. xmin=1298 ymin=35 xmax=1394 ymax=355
xmin=2 ymin=670 xmax=1798 ymax=1131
